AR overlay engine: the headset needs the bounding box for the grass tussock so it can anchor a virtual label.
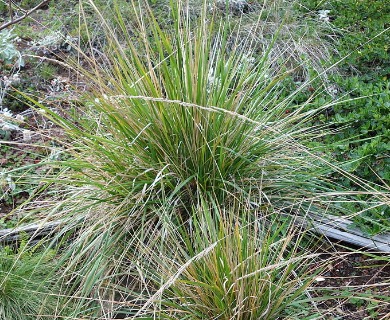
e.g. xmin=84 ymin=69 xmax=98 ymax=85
xmin=128 ymin=205 xmax=325 ymax=319
xmin=35 ymin=0 xmax=342 ymax=210
xmin=0 ymin=241 xmax=61 ymax=320
xmin=5 ymin=0 xmax=389 ymax=319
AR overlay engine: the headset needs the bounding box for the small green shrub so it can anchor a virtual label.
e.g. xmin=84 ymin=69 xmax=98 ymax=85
xmin=297 ymin=0 xmax=390 ymax=78
xmin=331 ymin=0 xmax=389 ymax=78
xmin=276 ymin=74 xmax=390 ymax=234
xmin=324 ymin=78 xmax=390 ymax=184
xmin=293 ymin=0 xmax=390 ymax=233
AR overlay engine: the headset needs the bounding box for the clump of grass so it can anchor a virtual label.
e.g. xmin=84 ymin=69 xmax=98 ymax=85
xmin=35 ymin=0 xmax=340 ymax=209
xmin=12 ymin=0 xmax=389 ymax=318
xmin=120 ymin=202 xmax=328 ymax=319
xmin=0 ymin=240 xmax=59 ymax=320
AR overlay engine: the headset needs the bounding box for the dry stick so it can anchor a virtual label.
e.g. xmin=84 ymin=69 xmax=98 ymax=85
xmin=0 ymin=0 xmax=50 ymax=32
xmin=0 ymin=221 xmax=62 ymax=244
xmin=294 ymin=214 xmax=390 ymax=253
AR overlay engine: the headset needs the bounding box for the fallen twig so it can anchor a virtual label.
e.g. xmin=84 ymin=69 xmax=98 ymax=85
xmin=0 ymin=0 xmax=50 ymax=32
xmin=295 ymin=213 xmax=390 ymax=253
xmin=0 ymin=221 xmax=62 ymax=244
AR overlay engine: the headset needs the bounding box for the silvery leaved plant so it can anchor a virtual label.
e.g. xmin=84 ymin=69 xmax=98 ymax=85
xmin=0 ymin=29 xmax=24 ymax=67
xmin=1 ymin=71 xmax=21 ymax=110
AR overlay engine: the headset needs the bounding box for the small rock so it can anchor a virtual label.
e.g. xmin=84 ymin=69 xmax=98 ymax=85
xmin=23 ymin=130 xmax=32 ymax=142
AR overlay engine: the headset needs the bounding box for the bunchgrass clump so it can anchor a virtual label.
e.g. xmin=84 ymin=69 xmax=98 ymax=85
xmin=10 ymin=0 xmax=389 ymax=318
xmin=35 ymin=0 xmax=341 ymax=210
xmin=120 ymin=203 xmax=327 ymax=319
xmin=0 ymin=240 xmax=58 ymax=319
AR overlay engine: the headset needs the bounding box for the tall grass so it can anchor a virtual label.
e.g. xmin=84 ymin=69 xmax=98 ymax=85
xmin=34 ymin=0 xmax=342 ymax=209
xmin=119 ymin=202 xmax=327 ymax=319
xmin=0 ymin=241 xmax=60 ymax=319
xmin=9 ymin=0 xmax=389 ymax=318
